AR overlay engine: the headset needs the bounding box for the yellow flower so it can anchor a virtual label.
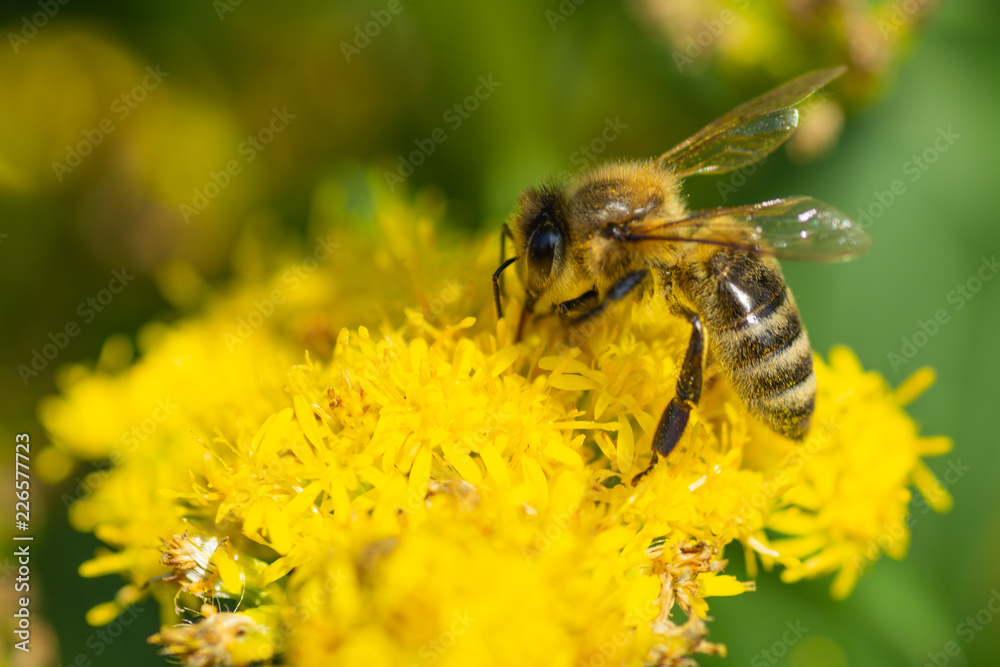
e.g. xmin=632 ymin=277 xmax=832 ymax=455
xmin=768 ymin=349 xmax=952 ymax=598
xmin=41 ymin=181 xmax=950 ymax=666
xmin=148 ymin=603 xmax=280 ymax=667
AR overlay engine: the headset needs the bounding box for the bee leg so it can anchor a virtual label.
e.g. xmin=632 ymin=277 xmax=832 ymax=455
xmin=492 ymin=223 xmax=516 ymax=320
xmin=632 ymin=310 xmax=704 ymax=485
xmin=568 ymin=270 xmax=649 ymax=325
xmin=559 ymin=271 xmax=647 ymax=348
xmin=556 ymin=289 xmax=599 ymax=321
xmin=493 ymin=257 xmax=518 ymax=320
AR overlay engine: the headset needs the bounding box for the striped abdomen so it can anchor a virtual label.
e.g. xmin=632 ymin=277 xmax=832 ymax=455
xmin=682 ymin=249 xmax=816 ymax=439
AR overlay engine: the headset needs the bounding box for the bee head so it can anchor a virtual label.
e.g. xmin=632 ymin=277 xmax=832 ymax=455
xmin=513 ymin=186 xmax=568 ymax=297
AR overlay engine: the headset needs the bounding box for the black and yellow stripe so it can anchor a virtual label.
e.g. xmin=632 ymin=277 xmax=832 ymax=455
xmin=684 ymin=250 xmax=815 ymax=439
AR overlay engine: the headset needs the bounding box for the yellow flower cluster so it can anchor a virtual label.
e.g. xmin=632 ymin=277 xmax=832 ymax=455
xmin=39 ymin=183 xmax=951 ymax=666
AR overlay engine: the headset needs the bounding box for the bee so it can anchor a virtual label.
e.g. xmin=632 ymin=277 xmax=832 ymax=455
xmin=492 ymin=67 xmax=870 ymax=483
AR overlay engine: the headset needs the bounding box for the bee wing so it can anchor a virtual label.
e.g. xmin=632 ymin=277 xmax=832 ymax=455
xmin=656 ymin=67 xmax=845 ymax=178
xmin=625 ymin=196 xmax=871 ymax=262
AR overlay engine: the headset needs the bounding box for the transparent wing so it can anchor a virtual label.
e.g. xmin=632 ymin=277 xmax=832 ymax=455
xmin=625 ymin=196 xmax=871 ymax=262
xmin=656 ymin=67 xmax=845 ymax=178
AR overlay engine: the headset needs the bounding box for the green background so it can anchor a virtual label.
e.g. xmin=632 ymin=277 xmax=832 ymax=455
xmin=1 ymin=0 xmax=998 ymax=665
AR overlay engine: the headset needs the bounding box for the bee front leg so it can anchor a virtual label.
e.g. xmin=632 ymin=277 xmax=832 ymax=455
xmin=632 ymin=309 xmax=704 ymax=485
xmin=556 ymin=288 xmax=599 ymax=321
xmin=492 ymin=223 xmax=516 ymax=320
xmin=561 ymin=270 xmax=648 ymax=347
xmin=493 ymin=257 xmax=518 ymax=320
xmin=568 ymin=270 xmax=649 ymax=325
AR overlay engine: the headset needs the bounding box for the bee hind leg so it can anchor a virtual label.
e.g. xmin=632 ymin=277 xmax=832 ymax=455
xmin=631 ymin=309 xmax=704 ymax=485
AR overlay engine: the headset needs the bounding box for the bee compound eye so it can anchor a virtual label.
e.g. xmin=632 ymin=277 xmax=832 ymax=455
xmin=527 ymin=225 xmax=561 ymax=279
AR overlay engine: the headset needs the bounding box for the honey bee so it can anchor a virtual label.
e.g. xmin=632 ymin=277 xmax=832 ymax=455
xmin=492 ymin=67 xmax=870 ymax=483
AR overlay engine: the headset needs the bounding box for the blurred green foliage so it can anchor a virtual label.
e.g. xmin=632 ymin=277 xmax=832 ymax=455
xmin=1 ymin=0 xmax=998 ymax=665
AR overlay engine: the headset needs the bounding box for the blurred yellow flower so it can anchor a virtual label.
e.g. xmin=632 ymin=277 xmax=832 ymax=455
xmin=41 ymin=181 xmax=950 ymax=666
